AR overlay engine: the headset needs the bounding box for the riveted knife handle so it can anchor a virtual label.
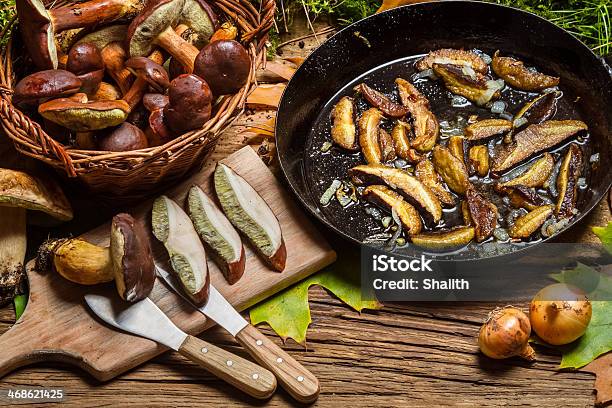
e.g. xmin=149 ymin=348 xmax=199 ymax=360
xmin=236 ymin=324 xmax=320 ymax=403
xmin=178 ymin=335 xmax=276 ymax=399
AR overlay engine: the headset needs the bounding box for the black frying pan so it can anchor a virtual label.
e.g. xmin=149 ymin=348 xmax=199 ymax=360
xmin=275 ymin=0 xmax=612 ymax=260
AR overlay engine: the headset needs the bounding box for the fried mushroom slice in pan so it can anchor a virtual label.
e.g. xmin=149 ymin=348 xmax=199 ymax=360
xmin=363 ymin=185 xmax=422 ymax=235
xmin=432 ymin=63 xmax=503 ymax=106
xmin=411 ymin=226 xmax=475 ymax=251
xmin=432 ymin=145 xmax=471 ymax=195
xmin=497 ymin=153 xmax=554 ymax=189
xmin=416 ymin=48 xmax=488 ymax=74
xmin=509 ymin=205 xmax=553 ymax=239
xmin=465 ymin=119 xmax=513 ymax=141
xmin=395 ymin=78 xmax=439 ymax=152
xmin=415 ymin=159 xmax=455 ymax=206
xmin=491 ymin=51 xmax=559 ymax=92
xmin=391 ymin=121 xmax=423 ymax=163
xmin=465 ymin=187 xmax=498 ymax=242
xmin=359 ymin=108 xmax=384 ymax=164
xmin=468 ymin=145 xmax=489 ymax=177
xmin=355 ymin=83 xmax=409 ymax=118
xmin=331 ymin=96 xmax=358 ymax=150
xmin=378 ymin=128 xmax=397 ymax=162
xmin=556 ymin=144 xmax=583 ymax=219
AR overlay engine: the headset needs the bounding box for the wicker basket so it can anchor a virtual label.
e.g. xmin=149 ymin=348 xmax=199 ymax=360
xmin=0 ymin=0 xmax=275 ymax=201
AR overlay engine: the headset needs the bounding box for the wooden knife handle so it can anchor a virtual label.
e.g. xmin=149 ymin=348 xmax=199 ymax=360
xmin=236 ymin=324 xmax=320 ymax=403
xmin=178 ymin=335 xmax=276 ymax=399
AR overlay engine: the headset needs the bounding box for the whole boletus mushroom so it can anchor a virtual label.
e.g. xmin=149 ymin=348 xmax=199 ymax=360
xmin=39 ymin=94 xmax=130 ymax=131
xmin=163 ymin=74 xmax=212 ymax=135
xmin=66 ymin=43 xmax=104 ymax=94
xmin=98 ymin=122 xmax=149 ymax=151
xmin=146 ymin=108 xmax=173 ymax=146
xmin=125 ymin=57 xmax=170 ymax=92
xmin=13 ymin=70 xmax=81 ymax=105
xmin=194 ymin=40 xmax=251 ymax=96
xmin=16 ymin=0 xmax=145 ymax=69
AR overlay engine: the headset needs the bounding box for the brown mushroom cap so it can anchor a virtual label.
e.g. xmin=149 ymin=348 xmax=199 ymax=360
xmin=143 ymin=93 xmax=169 ymax=111
xmin=98 ymin=122 xmax=149 ymax=151
xmin=67 ymin=43 xmax=104 ymax=94
xmin=39 ymin=96 xmax=129 ymax=131
xmin=13 ymin=70 xmax=82 ymax=105
xmin=163 ymin=74 xmax=212 ymax=135
xmin=16 ymin=0 xmax=57 ymax=69
xmin=194 ymin=40 xmax=251 ymax=96
xmin=146 ymin=108 xmax=173 ymax=146
xmin=125 ymin=57 xmax=170 ymax=92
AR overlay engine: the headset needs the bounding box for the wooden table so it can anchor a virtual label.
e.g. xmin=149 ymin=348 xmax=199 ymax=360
xmin=1 ymin=16 xmax=609 ymax=407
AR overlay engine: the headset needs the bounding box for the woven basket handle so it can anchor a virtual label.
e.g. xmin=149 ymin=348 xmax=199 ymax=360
xmin=243 ymin=0 xmax=276 ymax=43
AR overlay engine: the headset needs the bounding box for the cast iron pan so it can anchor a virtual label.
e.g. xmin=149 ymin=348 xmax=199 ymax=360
xmin=275 ymin=0 xmax=612 ymax=261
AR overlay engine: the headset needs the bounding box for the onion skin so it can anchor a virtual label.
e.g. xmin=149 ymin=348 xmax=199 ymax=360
xmin=529 ymin=283 xmax=592 ymax=346
xmin=479 ymin=306 xmax=535 ymax=360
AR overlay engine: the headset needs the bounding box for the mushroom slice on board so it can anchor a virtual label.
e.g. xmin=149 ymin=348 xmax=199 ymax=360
xmin=187 ymin=185 xmax=246 ymax=285
xmin=432 ymin=63 xmax=504 ymax=106
xmin=152 ymin=195 xmax=210 ymax=306
xmin=492 ymin=120 xmax=587 ymax=172
xmin=556 ymin=144 xmax=583 ymax=219
xmin=127 ymin=0 xmax=216 ymax=73
xmin=411 ymin=226 xmax=475 ymax=251
xmin=39 ymin=95 xmax=130 ymax=131
xmin=330 ymin=96 xmax=358 ymax=151
xmin=491 ymin=51 xmax=559 ymax=92
xmin=465 ymin=187 xmax=498 ymax=242
xmin=348 ymin=164 xmax=442 ymax=222
xmin=214 ymin=164 xmax=286 ymax=272
xmin=0 ymin=169 xmax=73 ymax=305
xmin=12 ymin=70 xmax=82 ymax=105
xmin=354 ymin=83 xmax=409 ymax=118
xmin=432 ymin=145 xmax=471 ymax=195
xmin=416 ymin=49 xmax=488 ymax=74
xmin=415 ymin=159 xmax=455 ymax=206
xmin=358 ymin=108 xmax=384 ymax=164
xmin=16 ymin=0 xmax=145 ymax=69
xmin=395 ymin=78 xmax=439 ymax=152
xmin=465 ymin=119 xmax=513 ymax=141
xmin=362 ymin=185 xmax=422 ymax=235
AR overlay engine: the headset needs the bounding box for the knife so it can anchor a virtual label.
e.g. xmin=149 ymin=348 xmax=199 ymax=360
xmin=84 ymin=294 xmax=276 ymax=399
xmin=156 ymin=265 xmax=320 ymax=403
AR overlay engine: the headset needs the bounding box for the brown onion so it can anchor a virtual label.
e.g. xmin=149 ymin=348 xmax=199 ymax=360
xmin=529 ymin=283 xmax=592 ymax=345
xmin=478 ymin=306 xmax=535 ymax=360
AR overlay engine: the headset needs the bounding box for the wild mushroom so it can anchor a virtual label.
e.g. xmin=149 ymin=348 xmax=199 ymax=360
xmin=194 ymin=40 xmax=251 ymax=95
xmin=143 ymin=93 xmax=169 ymax=111
xmin=125 ymin=57 xmax=170 ymax=93
xmin=146 ymin=108 xmax=173 ymax=146
xmin=39 ymin=94 xmax=130 ymax=131
xmin=163 ymin=74 xmax=212 ymax=135
xmin=98 ymin=122 xmax=149 ymax=151
xmin=12 ymin=70 xmax=81 ymax=105
xmin=120 ymin=51 xmax=166 ymax=111
xmin=66 ymin=43 xmax=104 ymax=94
xmin=0 ymin=168 xmax=73 ymax=305
xmin=127 ymin=0 xmax=216 ymax=73
xmin=16 ymin=0 xmax=146 ymax=69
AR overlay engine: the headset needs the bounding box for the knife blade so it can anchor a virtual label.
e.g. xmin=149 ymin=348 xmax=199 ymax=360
xmin=156 ymin=264 xmax=320 ymax=403
xmin=84 ymin=294 xmax=276 ymax=399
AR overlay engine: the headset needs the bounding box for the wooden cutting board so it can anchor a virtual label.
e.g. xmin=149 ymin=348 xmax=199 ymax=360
xmin=0 ymin=146 xmax=336 ymax=381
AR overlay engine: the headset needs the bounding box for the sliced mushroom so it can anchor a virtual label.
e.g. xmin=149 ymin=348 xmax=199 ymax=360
xmin=378 ymin=129 xmax=397 ymax=162
xmin=556 ymin=144 xmax=583 ymax=218
xmin=414 ymin=159 xmax=455 ymax=206
xmin=127 ymin=0 xmax=216 ymax=73
xmin=395 ymin=78 xmax=439 ymax=152
xmin=411 ymin=226 xmax=475 ymax=250
xmin=465 ymin=119 xmax=513 ymax=141
xmin=39 ymin=95 xmax=130 ymax=131
xmin=66 ymin=43 xmax=104 ymax=94
xmin=448 ymin=136 xmax=466 ymax=167
xmin=13 ymin=70 xmax=82 ymax=105
xmin=363 ymin=185 xmax=422 ymax=235
xmin=125 ymin=56 xmax=170 ymax=92
xmin=509 ymin=205 xmax=553 ymax=239
xmin=194 ymin=40 xmax=251 ymax=95
xmin=163 ymin=74 xmax=213 ymax=135
xmin=354 ymin=83 xmax=409 ymax=118
xmin=514 ymin=92 xmax=559 ymax=127
xmin=17 ymin=0 xmax=145 ymax=69
xmin=497 ymin=153 xmax=554 ymax=189
xmin=152 ymin=195 xmax=210 ymax=306
xmin=492 ymin=120 xmax=587 ymax=172
xmin=348 ymin=164 xmax=442 ymax=222
xmin=502 ymin=185 xmax=548 ymax=211
xmin=0 ymin=169 xmax=73 ymax=305
xmin=465 ymin=187 xmax=498 ymax=242
xmin=432 ymin=145 xmax=471 ymax=195
xmin=432 ymin=63 xmax=504 ymax=106
xmin=187 ymin=185 xmax=246 ymax=284
xmin=330 ymin=96 xmax=358 ymax=151
xmin=359 ymin=108 xmax=384 ymax=164
xmin=214 ymin=163 xmax=286 ymax=271
xmin=416 ymin=49 xmax=488 ymax=74
xmin=468 ymin=145 xmax=489 ymax=177
xmin=491 ymin=51 xmax=559 ymax=92
xmin=390 ymin=121 xmax=421 ymax=162
xmin=98 ymin=122 xmax=149 ymax=151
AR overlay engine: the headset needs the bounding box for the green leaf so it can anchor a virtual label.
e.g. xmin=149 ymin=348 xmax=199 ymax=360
xmin=13 ymin=294 xmax=27 ymax=321
xmin=592 ymin=222 xmax=612 ymax=254
xmin=250 ymin=251 xmax=381 ymax=344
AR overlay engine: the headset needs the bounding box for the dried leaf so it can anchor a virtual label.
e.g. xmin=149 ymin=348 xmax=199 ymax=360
xmin=246 ymin=84 xmax=286 ymax=110
xmin=283 ymin=56 xmax=305 ymax=67
xmin=377 ymin=0 xmax=431 ymax=13
xmin=257 ymin=60 xmax=296 ymax=83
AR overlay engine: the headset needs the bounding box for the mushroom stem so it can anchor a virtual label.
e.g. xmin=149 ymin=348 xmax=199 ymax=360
xmin=100 ymin=42 xmax=133 ymax=95
xmin=155 ymin=25 xmax=199 ymax=73
xmin=52 ymin=0 xmax=144 ymax=32
xmin=0 ymin=207 xmax=26 ymax=305
xmin=122 ymin=50 xmax=165 ymax=110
